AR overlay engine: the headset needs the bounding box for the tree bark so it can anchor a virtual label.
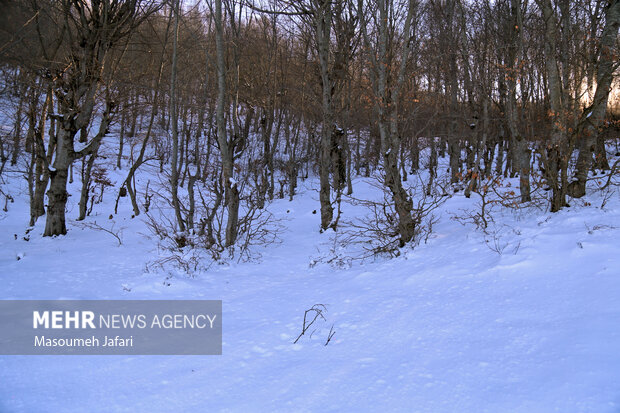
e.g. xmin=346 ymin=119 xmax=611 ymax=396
xmin=169 ymin=0 xmax=185 ymax=232
xmin=507 ymin=0 xmax=531 ymax=202
xmin=214 ymin=0 xmax=239 ymax=247
xmin=316 ymin=0 xmax=334 ymax=230
xmin=359 ymin=0 xmax=416 ymax=246
xmin=538 ymin=0 xmax=568 ymax=212
xmin=570 ymin=0 xmax=620 ymax=198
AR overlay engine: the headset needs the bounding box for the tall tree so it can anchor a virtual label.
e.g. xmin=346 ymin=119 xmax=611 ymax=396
xmin=359 ymin=0 xmax=417 ymax=246
xmin=537 ymin=0 xmax=569 ymax=212
xmin=570 ymin=0 xmax=620 ymax=198
xmin=213 ymin=0 xmax=241 ymax=246
xmin=505 ymin=0 xmax=531 ymax=202
xmin=40 ymin=0 xmax=159 ymax=236
xmin=169 ymin=0 xmax=185 ymax=231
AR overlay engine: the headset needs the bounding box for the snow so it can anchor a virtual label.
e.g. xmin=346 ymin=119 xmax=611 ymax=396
xmin=1 ymin=150 xmax=620 ymax=412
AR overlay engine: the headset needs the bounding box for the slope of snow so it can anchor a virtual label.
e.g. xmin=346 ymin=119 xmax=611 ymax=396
xmin=1 ymin=157 xmax=620 ymax=412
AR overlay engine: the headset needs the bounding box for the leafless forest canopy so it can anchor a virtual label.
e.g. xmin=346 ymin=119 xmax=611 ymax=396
xmin=0 ymin=0 xmax=618 ymax=255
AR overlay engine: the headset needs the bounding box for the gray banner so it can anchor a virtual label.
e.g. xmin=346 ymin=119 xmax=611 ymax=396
xmin=0 ymin=300 xmax=222 ymax=355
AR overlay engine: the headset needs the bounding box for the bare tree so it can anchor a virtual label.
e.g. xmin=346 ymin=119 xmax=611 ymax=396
xmin=505 ymin=0 xmax=532 ymax=202
xmin=570 ymin=0 xmax=620 ymax=198
xmin=358 ymin=0 xmax=417 ymax=246
xmin=169 ymin=0 xmax=185 ymax=231
xmin=38 ymin=0 xmax=160 ymax=236
xmin=536 ymin=0 xmax=569 ymax=212
xmin=213 ymin=0 xmax=241 ymax=246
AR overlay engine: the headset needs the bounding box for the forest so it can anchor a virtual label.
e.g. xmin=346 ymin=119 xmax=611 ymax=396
xmin=0 ymin=0 xmax=620 ymax=411
xmin=0 ymin=0 xmax=618 ymax=253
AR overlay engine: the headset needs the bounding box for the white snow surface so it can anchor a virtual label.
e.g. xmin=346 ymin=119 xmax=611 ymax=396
xmin=1 ymin=160 xmax=620 ymax=412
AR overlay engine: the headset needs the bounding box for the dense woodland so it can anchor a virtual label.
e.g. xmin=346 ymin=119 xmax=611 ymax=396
xmin=0 ymin=0 xmax=619 ymax=256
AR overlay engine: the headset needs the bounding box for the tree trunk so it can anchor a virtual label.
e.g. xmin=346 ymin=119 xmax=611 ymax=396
xmin=78 ymin=100 xmax=112 ymax=221
xmin=317 ymin=1 xmax=334 ymax=230
xmin=117 ymin=107 xmax=125 ymax=169
xmin=570 ymin=0 xmax=620 ymax=198
xmin=29 ymin=87 xmax=52 ymax=226
xmin=169 ymin=0 xmax=185 ymax=232
xmin=11 ymin=89 xmax=23 ymax=166
xmin=359 ymin=0 xmax=416 ymax=246
xmin=44 ymin=168 xmax=69 ymax=236
xmin=215 ymin=0 xmax=239 ymax=247
xmin=538 ymin=0 xmax=568 ymax=212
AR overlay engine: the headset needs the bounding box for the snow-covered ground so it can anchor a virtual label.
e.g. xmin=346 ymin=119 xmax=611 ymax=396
xmin=1 ymin=152 xmax=620 ymax=412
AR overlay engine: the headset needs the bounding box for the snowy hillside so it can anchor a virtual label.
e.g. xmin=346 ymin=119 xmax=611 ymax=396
xmin=1 ymin=153 xmax=620 ymax=412
xmin=2 ymin=1 xmax=620 ymax=410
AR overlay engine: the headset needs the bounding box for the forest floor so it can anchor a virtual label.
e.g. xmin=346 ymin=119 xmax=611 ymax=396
xmin=1 ymin=147 xmax=620 ymax=412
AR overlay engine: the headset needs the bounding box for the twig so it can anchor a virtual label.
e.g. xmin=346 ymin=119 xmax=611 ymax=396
xmin=72 ymin=221 xmax=124 ymax=246
xmin=293 ymin=304 xmax=327 ymax=344
xmin=325 ymin=324 xmax=336 ymax=346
